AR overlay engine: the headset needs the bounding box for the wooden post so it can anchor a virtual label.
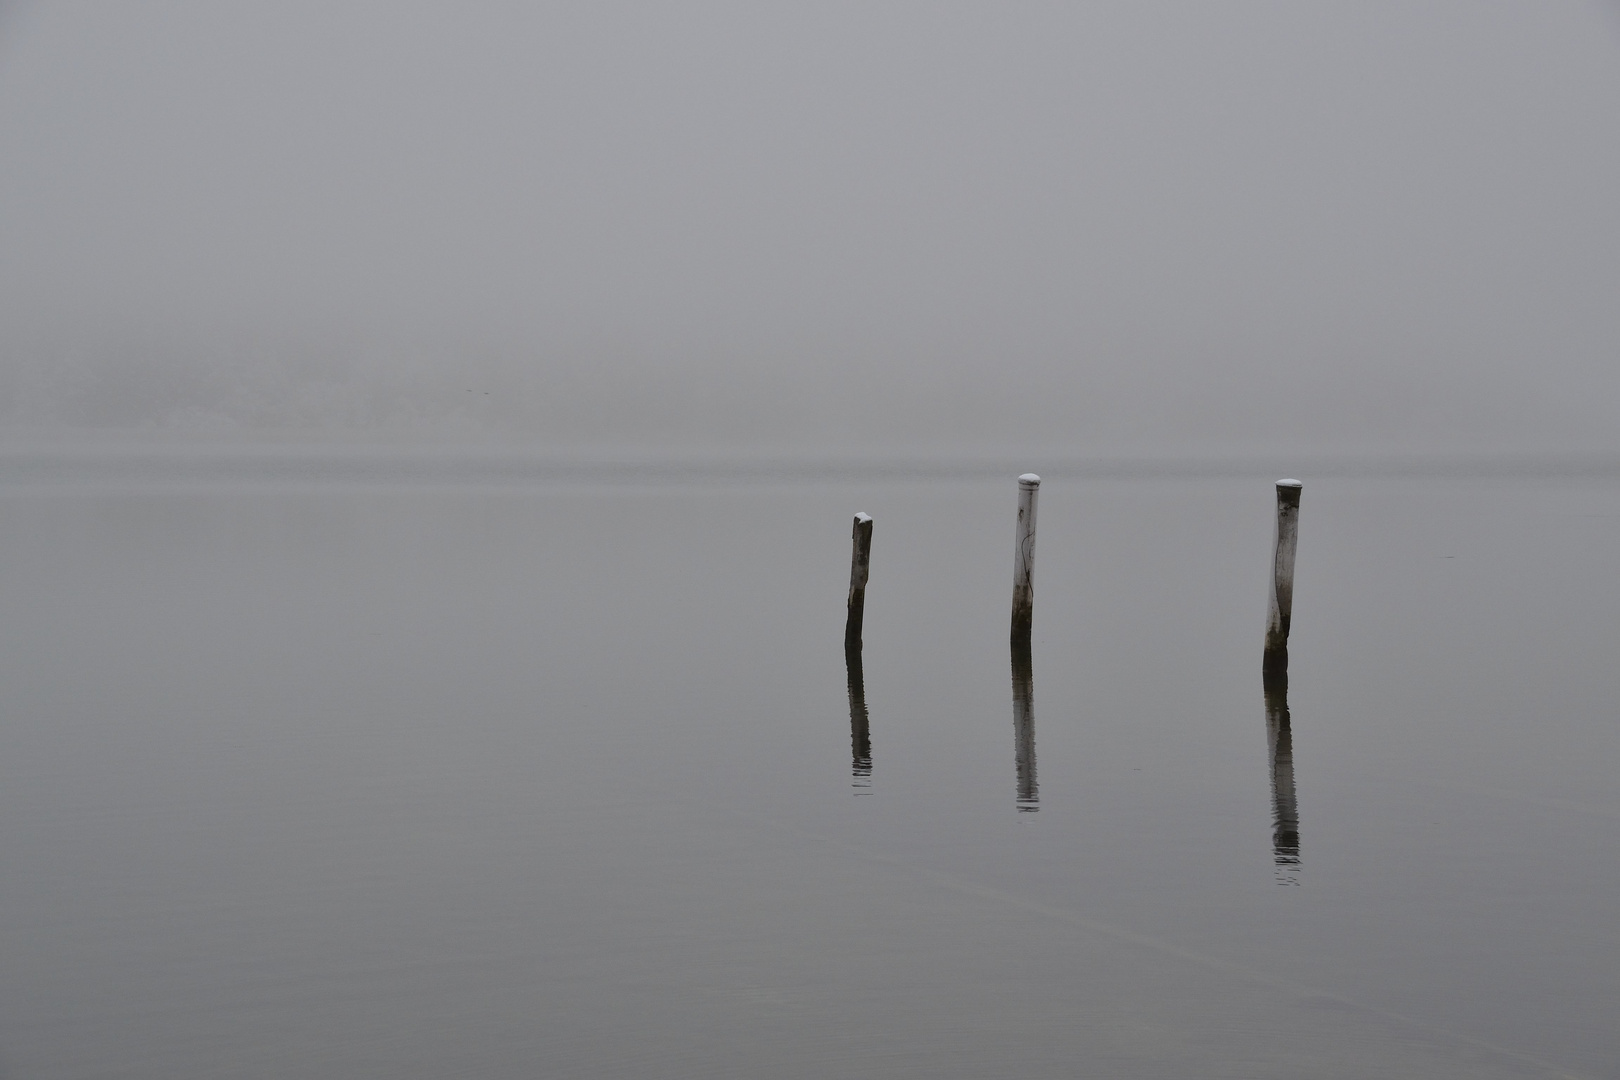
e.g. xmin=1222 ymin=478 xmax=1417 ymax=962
xmin=1010 ymin=474 xmax=1040 ymax=645
xmin=1263 ymin=480 xmax=1302 ymax=678
xmin=1011 ymin=640 xmax=1037 ymax=812
xmin=844 ymin=513 xmax=873 ymax=651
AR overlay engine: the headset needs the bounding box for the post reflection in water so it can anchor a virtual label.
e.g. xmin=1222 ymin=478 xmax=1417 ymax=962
xmin=845 ymin=644 xmax=872 ymax=790
xmin=1263 ymin=670 xmax=1301 ymax=882
xmin=1011 ymin=642 xmax=1038 ymax=812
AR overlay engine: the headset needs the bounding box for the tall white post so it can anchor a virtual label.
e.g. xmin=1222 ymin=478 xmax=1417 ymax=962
xmin=1264 ymin=480 xmax=1302 ymax=676
xmin=845 ymin=512 xmax=874 ymax=651
xmin=1011 ymin=474 xmax=1040 ymax=644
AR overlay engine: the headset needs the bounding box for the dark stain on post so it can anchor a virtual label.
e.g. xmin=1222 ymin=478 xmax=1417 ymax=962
xmin=1263 ymin=480 xmax=1302 ymax=678
xmin=845 ymin=513 xmax=873 ymax=651
xmin=846 ymin=642 xmax=872 ymax=788
xmin=1011 ymin=638 xmax=1038 ymax=812
xmin=1264 ymin=668 xmax=1300 ymax=881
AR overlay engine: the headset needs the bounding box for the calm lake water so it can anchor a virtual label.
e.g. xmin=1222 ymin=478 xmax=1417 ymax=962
xmin=0 ymin=452 xmax=1616 ymax=1078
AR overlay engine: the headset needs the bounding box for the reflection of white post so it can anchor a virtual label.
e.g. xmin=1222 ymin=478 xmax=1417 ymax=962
xmin=845 ymin=513 xmax=874 ymax=650
xmin=1011 ymin=643 xmax=1037 ymax=812
xmin=846 ymin=644 xmax=872 ymax=787
xmin=1011 ymin=474 xmax=1040 ymax=643
xmin=1264 ymin=679 xmax=1299 ymax=875
xmin=1264 ymin=480 xmax=1302 ymax=672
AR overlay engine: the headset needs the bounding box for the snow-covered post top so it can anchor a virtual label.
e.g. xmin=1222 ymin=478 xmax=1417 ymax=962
xmin=1011 ymin=475 xmax=1040 ymax=644
xmin=845 ymin=513 xmax=874 ymax=651
xmin=1264 ymin=480 xmax=1302 ymax=675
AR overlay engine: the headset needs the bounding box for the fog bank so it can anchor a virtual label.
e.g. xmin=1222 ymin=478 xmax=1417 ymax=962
xmin=2 ymin=2 xmax=1618 ymax=453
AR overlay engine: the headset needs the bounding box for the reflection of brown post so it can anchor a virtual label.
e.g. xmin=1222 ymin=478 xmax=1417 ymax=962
xmin=846 ymin=643 xmax=872 ymax=788
xmin=1011 ymin=640 xmax=1038 ymax=812
xmin=1010 ymin=475 xmax=1040 ymax=646
xmin=845 ymin=513 xmax=873 ymax=651
xmin=1264 ymin=671 xmax=1300 ymax=880
xmin=1263 ymin=480 xmax=1302 ymax=678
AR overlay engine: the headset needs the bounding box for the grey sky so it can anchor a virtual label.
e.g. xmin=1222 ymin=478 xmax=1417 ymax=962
xmin=1 ymin=2 xmax=1617 ymax=451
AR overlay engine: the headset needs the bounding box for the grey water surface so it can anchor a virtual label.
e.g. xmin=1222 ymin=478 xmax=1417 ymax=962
xmin=0 ymin=457 xmax=1615 ymax=1078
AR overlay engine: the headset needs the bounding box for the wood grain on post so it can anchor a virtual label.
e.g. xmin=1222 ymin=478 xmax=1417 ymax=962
xmin=1263 ymin=480 xmax=1302 ymax=679
xmin=844 ymin=513 xmax=874 ymax=651
xmin=1010 ymin=474 xmax=1040 ymax=645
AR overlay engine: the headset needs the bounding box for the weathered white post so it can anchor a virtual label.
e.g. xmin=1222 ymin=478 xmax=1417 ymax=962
xmin=1010 ymin=474 xmax=1040 ymax=644
xmin=844 ymin=512 xmax=874 ymax=651
xmin=1263 ymin=479 xmax=1302 ymax=678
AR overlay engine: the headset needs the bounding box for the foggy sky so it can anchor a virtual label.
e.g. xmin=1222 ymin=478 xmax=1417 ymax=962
xmin=1 ymin=1 xmax=1617 ymax=452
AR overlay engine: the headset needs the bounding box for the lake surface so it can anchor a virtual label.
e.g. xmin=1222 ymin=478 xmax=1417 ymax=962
xmin=0 ymin=452 xmax=1615 ymax=1078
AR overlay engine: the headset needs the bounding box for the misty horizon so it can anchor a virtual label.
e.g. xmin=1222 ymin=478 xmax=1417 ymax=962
xmin=2 ymin=2 xmax=1618 ymax=454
